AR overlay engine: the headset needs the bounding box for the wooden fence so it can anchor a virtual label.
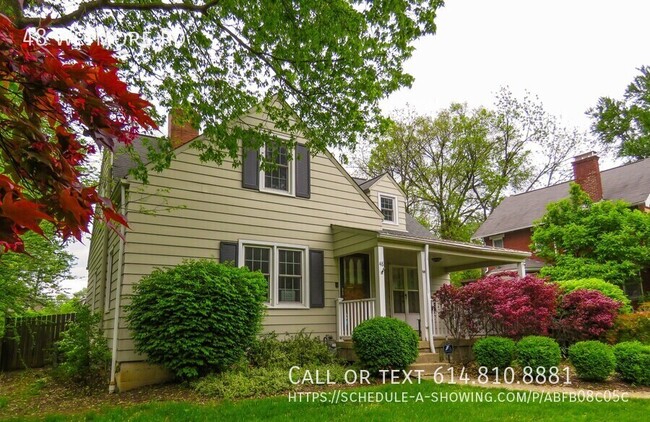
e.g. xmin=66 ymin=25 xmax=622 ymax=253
xmin=0 ymin=313 xmax=75 ymax=371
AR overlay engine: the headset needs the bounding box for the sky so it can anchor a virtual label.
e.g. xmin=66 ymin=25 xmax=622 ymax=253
xmin=60 ymin=0 xmax=650 ymax=294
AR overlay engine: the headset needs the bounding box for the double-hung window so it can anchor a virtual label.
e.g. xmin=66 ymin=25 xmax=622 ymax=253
xmin=260 ymin=144 xmax=293 ymax=194
xmin=241 ymin=242 xmax=307 ymax=307
xmin=378 ymin=193 xmax=398 ymax=224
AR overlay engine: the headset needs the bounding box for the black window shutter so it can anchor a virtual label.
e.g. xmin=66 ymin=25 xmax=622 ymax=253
xmin=242 ymin=147 xmax=259 ymax=189
xmin=295 ymin=144 xmax=310 ymax=198
xmin=220 ymin=241 xmax=238 ymax=265
xmin=309 ymin=250 xmax=325 ymax=308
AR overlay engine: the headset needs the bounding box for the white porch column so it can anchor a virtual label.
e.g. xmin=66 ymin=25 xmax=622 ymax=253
xmin=417 ymin=247 xmax=429 ymax=342
xmin=517 ymin=261 xmax=526 ymax=277
xmin=374 ymin=246 xmax=387 ymax=317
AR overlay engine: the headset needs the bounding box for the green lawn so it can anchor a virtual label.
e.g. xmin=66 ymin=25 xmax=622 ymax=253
xmin=20 ymin=382 xmax=648 ymax=422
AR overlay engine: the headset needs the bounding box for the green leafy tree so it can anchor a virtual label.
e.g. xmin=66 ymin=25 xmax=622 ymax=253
xmin=8 ymin=0 xmax=443 ymax=177
xmin=0 ymin=223 xmax=75 ymax=316
xmin=365 ymin=90 xmax=591 ymax=240
xmin=532 ymin=184 xmax=650 ymax=287
xmin=588 ymin=65 xmax=650 ymax=160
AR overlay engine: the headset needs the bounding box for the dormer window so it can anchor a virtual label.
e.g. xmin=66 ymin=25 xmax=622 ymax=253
xmin=379 ymin=193 xmax=398 ymax=224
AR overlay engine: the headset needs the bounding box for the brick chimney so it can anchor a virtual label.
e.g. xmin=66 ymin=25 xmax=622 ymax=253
xmin=572 ymin=152 xmax=603 ymax=201
xmin=167 ymin=109 xmax=199 ymax=148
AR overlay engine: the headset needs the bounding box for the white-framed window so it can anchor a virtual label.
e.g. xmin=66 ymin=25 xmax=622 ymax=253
xmin=239 ymin=240 xmax=309 ymax=308
xmin=259 ymin=143 xmax=295 ymax=196
xmin=490 ymin=235 xmax=504 ymax=248
xmin=378 ymin=193 xmax=398 ymax=224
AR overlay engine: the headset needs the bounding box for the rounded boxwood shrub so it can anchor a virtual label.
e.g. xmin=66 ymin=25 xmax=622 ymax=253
xmin=515 ymin=336 xmax=561 ymax=373
xmin=613 ymin=341 xmax=650 ymax=385
xmin=352 ymin=317 xmax=418 ymax=375
xmin=568 ymin=341 xmax=615 ymax=381
xmin=557 ymin=278 xmax=632 ymax=313
xmin=127 ymin=259 xmax=267 ymax=379
xmin=473 ymin=336 xmax=516 ymax=371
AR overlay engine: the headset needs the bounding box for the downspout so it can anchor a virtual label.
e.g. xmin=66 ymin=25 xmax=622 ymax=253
xmin=109 ymin=182 xmax=127 ymax=393
xmin=425 ymin=244 xmax=435 ymax=354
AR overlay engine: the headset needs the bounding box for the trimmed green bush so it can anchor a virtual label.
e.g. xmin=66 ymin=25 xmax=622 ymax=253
xmin=473 ymin=337 xmax=516 ymax=371
xmin=613 ymin=341 xmax=650 ymax=385
xmin=606 ymin=312 xmax=650 ymax=344
xmin=557 ymin=279 xmax=632 ymax=313
xmin=127 ymin=259 xmax=267 ymax=379
xmin=515 ymin=336 xmax=561 ymax=373
xmin=352 ymin=317 xmax=418 ymax=375
xmin=247 ymin=330 xmax=337 ymax=369
xmin=568 ymin=341 xmax=615 ymax=381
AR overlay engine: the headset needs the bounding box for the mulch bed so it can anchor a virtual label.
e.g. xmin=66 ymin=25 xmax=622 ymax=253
xmin=0 ymin=368 xmax=209 ymax=420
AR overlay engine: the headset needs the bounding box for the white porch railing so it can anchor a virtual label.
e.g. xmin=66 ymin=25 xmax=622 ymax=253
xmin=431 ymin=298 xmax=450 ymax=338
xmin=336 ymin=298 xmax=376 ymax=339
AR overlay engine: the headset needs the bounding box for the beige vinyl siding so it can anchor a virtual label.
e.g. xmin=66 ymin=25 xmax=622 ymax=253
xmin=113 ymin=136 xmax=383 ymax=363
xmin=86 ymin=150 xmax=123 ymax=348
xmin=367 ymin=175 xmax=407 ymax=232
xmin=332 ymin=230 xmax=377 ymax=257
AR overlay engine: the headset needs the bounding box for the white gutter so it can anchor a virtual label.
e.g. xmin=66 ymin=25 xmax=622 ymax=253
xmin=425 ymin=244 xmax=434 ymax=354
xmin=109 ymin=182 xmax=127 ymax=393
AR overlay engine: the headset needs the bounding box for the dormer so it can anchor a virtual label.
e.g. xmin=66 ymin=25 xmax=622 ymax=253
xmin=354 ymin=174 xmax=408 ymax=232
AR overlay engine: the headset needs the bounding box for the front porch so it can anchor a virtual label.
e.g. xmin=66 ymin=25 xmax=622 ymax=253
xmin=332 ymin=225 xmax=529 ymax=353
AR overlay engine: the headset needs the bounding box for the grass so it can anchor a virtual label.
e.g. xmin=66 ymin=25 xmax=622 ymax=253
xmin=15 ymin=381 xmax=649 ymax=422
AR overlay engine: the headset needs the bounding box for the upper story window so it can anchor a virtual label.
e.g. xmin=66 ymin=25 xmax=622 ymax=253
xmin=242 ymin=141 xmax=310 ymax=198
xmin=378 ymin=193 xmax=398 ymax=224
xmin=263 ymin=144 xmax=291 ymax=192
xmin=490 ymin=236 xmax=504 ymax=248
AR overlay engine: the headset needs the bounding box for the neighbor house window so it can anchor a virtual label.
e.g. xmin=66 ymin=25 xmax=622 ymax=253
xmin=490 ymin=236 xmax=504 ymax=248
xmin=242 ymin=242 xmax=307 ymax=307
xmin=261 ymin=144 xmax=292 ymax=193
xmin=379 ymin=194 xmax=397 ymax=224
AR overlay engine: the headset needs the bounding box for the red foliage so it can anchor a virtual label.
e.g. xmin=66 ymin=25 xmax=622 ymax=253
xmin=433 ymin=272 xmax=558 ymax=340
xmin=0 ymin=15 xmax=157 ymax=252
xmin=470 ymin=272 xmax=558 ymax=338
xmin=433 ymin=284 xmax=472 ymax=340
xmin=555 ymin=289 xmax=621 ymax=343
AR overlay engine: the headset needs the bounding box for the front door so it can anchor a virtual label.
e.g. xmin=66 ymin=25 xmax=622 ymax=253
xmin=390 ymin=266 xmax=420 ymax=331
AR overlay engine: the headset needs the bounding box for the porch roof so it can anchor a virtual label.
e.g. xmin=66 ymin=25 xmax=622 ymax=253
xmin=332 ymin=218 xmax=530 ymax=273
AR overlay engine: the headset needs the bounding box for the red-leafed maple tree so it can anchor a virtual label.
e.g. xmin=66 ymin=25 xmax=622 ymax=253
xmin=0 ymin=14 xmax=157 ymax=253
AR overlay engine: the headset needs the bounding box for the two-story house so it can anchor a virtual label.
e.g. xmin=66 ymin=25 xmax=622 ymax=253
xmin=473 ymin=152 xmax=650 ymax=295
xmin=86 ymin=104 xmax=528 ymax=391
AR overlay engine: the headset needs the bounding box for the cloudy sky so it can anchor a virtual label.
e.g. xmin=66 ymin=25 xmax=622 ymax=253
xmin=61 ymin=0 xmax=650 ymax=293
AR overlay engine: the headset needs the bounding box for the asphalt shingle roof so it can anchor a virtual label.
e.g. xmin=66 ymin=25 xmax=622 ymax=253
xmin=473 ymin=157 xmax=650 ymax=239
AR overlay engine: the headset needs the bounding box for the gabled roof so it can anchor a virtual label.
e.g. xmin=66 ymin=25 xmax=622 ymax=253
xmin=473 ymin=157 xmax=650 ymax=239
xmin=112 ymin=135 xmax=168 ymax=179
xmin=355 ymin=174 xmax=384 ymax=191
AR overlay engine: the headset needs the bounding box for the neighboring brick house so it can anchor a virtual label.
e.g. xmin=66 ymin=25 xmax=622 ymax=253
xmin=473 ymin=152 xmax=650 ymax=296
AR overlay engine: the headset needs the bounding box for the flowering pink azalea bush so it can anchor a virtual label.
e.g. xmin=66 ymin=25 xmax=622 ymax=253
xmin=555 ymin=289 xmax=621 ymax=343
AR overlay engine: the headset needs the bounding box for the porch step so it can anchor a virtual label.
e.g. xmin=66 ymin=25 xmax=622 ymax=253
xmin=408 ymin=362 xmax=450 ymax=376
xmin=414 ymin=352 xmax=443 ymax=364
xmin=418 ymin=340 xmax=430 ymax=350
